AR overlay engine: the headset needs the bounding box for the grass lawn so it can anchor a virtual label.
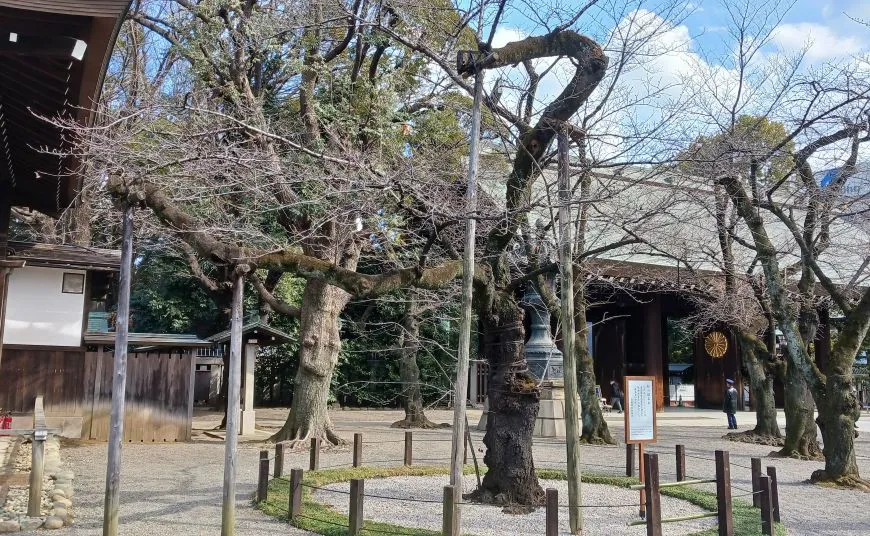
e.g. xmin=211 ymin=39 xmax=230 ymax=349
xmin=258 ymin=465 xmax=785 ymax=536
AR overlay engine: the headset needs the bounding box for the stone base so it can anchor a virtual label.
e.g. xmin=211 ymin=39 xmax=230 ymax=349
xmin=475 ymin=383 xmax=579 ymax=438
xmin=241 ymin=409 xmax=256 ymax=436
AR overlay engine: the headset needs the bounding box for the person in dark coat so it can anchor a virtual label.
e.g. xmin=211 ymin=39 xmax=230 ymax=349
xmin=610 ymin=380 xmax=624 ymax=414
xmin=723 ymin=378 xmax=738 ymax=429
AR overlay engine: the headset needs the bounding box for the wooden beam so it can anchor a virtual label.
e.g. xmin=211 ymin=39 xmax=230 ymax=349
xmin=102 ymin=204 xmax=133 ymax=536
xmin=221 ymin=272 xmax=244 ymax=536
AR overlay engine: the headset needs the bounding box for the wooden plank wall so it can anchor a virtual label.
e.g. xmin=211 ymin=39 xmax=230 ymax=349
xmin=0 ymin=347 xmax=86 ymax=413
xmin=85 ymin=349 xmax=195 ymax=442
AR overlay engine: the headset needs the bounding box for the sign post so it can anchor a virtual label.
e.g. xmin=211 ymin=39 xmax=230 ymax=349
xmin=624 ymin=376 xmax=657 ymax=518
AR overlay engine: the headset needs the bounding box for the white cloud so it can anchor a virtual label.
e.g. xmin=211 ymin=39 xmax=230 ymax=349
xmin=772 ymin=22 xmax=865 ymax=60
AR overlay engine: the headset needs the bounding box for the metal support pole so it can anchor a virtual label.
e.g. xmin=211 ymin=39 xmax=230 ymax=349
xmin=449 ymin=56 xmax=485 ymax=536
xmin=221 ymin=272 xmax=245 ymax=536
xmin=103 ymin=204 xmax=134 ymax=536
xmin=557 ymin=128 xmax=583 ymax=534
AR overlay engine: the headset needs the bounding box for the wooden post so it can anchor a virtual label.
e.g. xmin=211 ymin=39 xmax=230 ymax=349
xmin=557 ymin=127 xmax=583 ymax=534
xmin=442 ymin=485 xmax=457 ymax=536
xmin=751 ymin=457 xmax=762 ymax=508
xmin=220 ymin=272 xmax=245 ymax=536
xmin=676 ymin=444 xmax=686 ymax=481
xmin=349 ymin=478 xmax=364 ymax=536
xmin=638 ymin=443 xmax=646 ymax=518
xmin=450 ymin=51 xmax=487 ymax=536
xmin=643 ymin=453 xmax=662 ymax=536
xmin=274 ymin=442 xmax=285 ymax=478
xmin=759 ymin=475 xmax=774 ymax=535
xmin=257 ymin=450 xmax=269 ymax=502
xmin=288 ymin=469 xmax=303 ymax=522
xmin=309 ymin=437 xmax=320 ymax=470
xmin=546 ymin=488 xmax=559 ymax=536
xmin=28 ymin=396 xmax=46 ymax=518
xmin=103 ymin=204 xmax=134 ymax=536
xmin=626 ymin=443 xmax=635 ymax=476
xmin=715 ymin=450 xmax=734 ymax=536
xmin=352 ymin=433 xmax=363 ymax=468
xmin=404 ymin=431 xmax=413 ymax=466
xmin=766 ymin=466 xmax=780 ymax=522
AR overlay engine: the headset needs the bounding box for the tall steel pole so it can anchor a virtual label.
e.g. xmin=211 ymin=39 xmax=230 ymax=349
xmin=558 ymin=129 xmax=583 ymax=533
xmin=450 ymin=64 xmax=485 ymax=532
xmin=221 ymin=272 xmax=244 ymax=536
xmin=103 ymin=204 xmax=134 ymax=536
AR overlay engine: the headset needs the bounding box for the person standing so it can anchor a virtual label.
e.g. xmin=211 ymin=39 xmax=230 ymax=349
xmin=610 ymin=380 xmax=624 ymax=414
xmin=723 ymin=378 xmax=738 ymax=429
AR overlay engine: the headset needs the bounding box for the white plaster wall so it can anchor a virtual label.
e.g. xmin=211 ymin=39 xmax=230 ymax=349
xmin=2 ymin=266 xmax=85 ymax=346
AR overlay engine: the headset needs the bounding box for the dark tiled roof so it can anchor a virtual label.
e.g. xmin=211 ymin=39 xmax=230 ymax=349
xmin=7 ymin=241 xmax=120 ymax=271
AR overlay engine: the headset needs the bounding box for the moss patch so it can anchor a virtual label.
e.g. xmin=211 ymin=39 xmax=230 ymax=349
xmin=258 ymin=465 xmax=785 ymax=536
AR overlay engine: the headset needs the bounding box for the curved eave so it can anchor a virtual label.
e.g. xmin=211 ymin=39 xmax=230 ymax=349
xmin=0 ymin=1 xmax=131 ymax=217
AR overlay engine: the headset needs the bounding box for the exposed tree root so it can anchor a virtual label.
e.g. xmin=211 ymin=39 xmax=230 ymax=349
xmin=724 ymin=430 xmax=784 ymax=447
xmin=769 ymin=444 xmax=824 ymax=461
xmin=810 ymin=470 xmax=870 ymax=492
xmin=269 ymin=428 xmax=347 ymax=450
xmin=464 ymin=486 xmax=546 ymax=510
xmin=390 ymin=417 xmax=451 ymax=429
xmin=579 ymin=434 xmax=616 ymax=445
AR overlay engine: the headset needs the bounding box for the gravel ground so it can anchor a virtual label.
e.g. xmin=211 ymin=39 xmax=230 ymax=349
xmin=24 ymin=408 xmax=869 ymax=535
xmin=317 ymin=475 xmax=715 ymax=535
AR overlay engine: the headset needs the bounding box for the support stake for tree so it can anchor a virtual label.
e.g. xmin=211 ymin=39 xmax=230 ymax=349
xmin=404 ymin=431 xmax=413 ymax=466
xmin=546 ymin=488 xmax=559 ymax=536
xmin=766 ymin=466 xmax=780 ymax=522
xmin=103 ymin=204 xmax=134 ymax=536
xmin=449 ymin=50 xmax=485 ymax=536
xmin=349 ymin=478 xmax=364 ymax=536
xmin=257 ymin=450 xmax=269 ymax=502
xmin=626 ymin=444 xmax=635 ymax=477
xmin=274 ymin=442 xmax=284 ymax=478
xmin=676 ymin=444 xmax=686 ymax=482
xmin=288 ymin=468 xmax=303 ymax=523
xmin=715 ymin=450 xmax=734 ymax=536
xmin=643 ymin=453 xmax=662 ymax=536
xmin=759 ymin=475 xmax=773 ymax=535
xmin=751 ymin=457 xmax=762 ymax=508
xmin=309 ymin=437 xmax=320 ymax=471
xmin=557 ymin=126 xmax=583 ymax=534
xmin=220 ymin=271 xmax=245 ymax=536
xmin=353 ymin=433 xmax=363 ymax=468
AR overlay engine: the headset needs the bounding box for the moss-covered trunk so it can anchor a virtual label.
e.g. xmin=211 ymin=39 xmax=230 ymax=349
xmin=574 ymin=277 xmax=613 ymax=443
xmin=477 ymin=291 xmax=543 ymax=505
xmin=736 ymin=331 xmax=782 ymax=439
xmin=271 ymin=279 xmax=348 ymax=446
xmin=392 ymin=292 xmax=444 ymax=429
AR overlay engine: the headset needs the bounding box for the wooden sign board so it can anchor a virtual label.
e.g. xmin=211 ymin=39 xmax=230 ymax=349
xmin=624 ymin=376 xmax=657 ymax=444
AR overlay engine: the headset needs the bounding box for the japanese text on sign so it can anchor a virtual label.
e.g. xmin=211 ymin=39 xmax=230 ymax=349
xmin=625 ymin=377 xmax=656 ymax=443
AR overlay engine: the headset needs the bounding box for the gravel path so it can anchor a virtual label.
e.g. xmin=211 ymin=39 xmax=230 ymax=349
xmin=316 ymin=475 xmax=715 ymax=535
xmin=20 ymin=408 xmax=868 ymax=535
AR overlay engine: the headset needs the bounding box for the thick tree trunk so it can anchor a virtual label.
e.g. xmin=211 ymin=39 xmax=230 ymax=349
xmin=391 ymin=292 xmax=446 ymax=429
xmin=780 ymin=362 xmax=822 ymax=459
xmin=475 ymin=291 xmax=543 ymax=506
xmin=573 ymin=282 xmax=613 ymax=444
xmin=730 ymin=331 xmax=781 ymax=443
xmin=812 ymin=343 xmax=868 ymax=489
xmin=270 ymin=279 xmax=348 ymax=446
